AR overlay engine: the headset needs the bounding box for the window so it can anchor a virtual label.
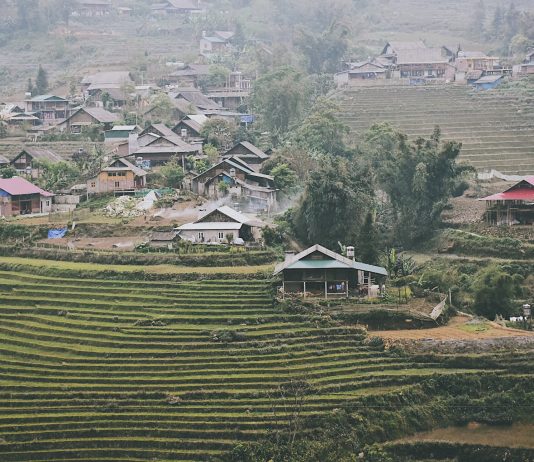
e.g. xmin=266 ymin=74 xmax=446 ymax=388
xmin=114 ymin=181 xmax=120 ymax=188
xmin=198 ymin=232 xmax=204 ymax=240
xmin=90 ymin=182 xmax=96 ymax=188
xmin=218 ymin=232 xmax=224 ymax=239
xmin=46 ymin=201 xmax=50 ymax=206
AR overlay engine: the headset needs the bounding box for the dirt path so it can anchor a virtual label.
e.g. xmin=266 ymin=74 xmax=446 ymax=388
xmin=373 ymin=315 xmax=534 ymax=340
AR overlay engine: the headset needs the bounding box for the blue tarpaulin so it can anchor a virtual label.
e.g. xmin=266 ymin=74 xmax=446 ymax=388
xmin=48 ymin=228 xmax=68 ymax=239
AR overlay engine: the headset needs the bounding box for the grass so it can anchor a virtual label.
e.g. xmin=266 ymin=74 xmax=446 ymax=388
xmin=0 ymin=267 xmax=532 ymax=461
xmin=0 ymin=256 xmax=274 ymax=275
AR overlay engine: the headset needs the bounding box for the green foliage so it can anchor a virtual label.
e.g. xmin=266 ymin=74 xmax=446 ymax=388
xmin=0 ymin=121 xmax=7 ymax=138
xmin=200 ymin=118 xmax=237 ymax=150
xmin=35 ymin=64 xmax=48 ymax=95
xmin=198 ymin=64 xmax=230 ymax=91
xmin=293 ymin=157 xmax=373 ymax=249
xmin=362 ymin=124 xmax=469 ymax=246
xmin=359 ymin=212 xmax=380 ymax=265
xmin=159 ymin=157 xmax=185 ymax=189
xmin=471 ymin=265 xmax=521 ymax=319
xmin=218 ymin=181 xmax=229 ymax=195
xmin=295 ymin=21 xmax=349 ymax=74
xmin=0 ymin=164 xmax=16 ymax=178
xmin=270 ymin=163 xmax=298 ymax=192
xmin=35 ymin=160 xmax=79 ymax=191
xmin=293 ymin=97 xmax=349 ymax=156
xmin=251 ymin=66 xmax=311 ymax=136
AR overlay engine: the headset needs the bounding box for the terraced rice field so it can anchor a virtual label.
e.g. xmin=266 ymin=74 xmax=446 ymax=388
xmin=338 ymin=85 xmax=534 ymax=174
xmin=0 ymin=268 xmax=531 ymax=461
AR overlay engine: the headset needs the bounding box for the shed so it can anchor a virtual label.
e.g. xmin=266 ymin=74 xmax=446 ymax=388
xmin=149 ymin=230 xmax=181 ymax=249
xmin=473 ymin=75 xmax=503 ymax=91
xmin=274 ymin=244 xmax=388 ymax=299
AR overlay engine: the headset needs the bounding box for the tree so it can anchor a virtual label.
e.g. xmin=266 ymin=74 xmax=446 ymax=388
xmin=0 ymin=121 xmax=7 ymax=139
xmin=198 ymin=65 xmax=230 ymax=92
xmin=251 ymin=67 xmax=310 ymax=136
xmin=270 ymin=163 xmax=298 ymax=192
xmin=362 ymin=124 xmax=470 ymax=246
xmin=293 ymin=157 xmax=374 ymax=249
xmin=160 ymin=157 xmax=185 ymax=189
xmin=472 ymin=265 xmax=521 ymax=319
xmin=491 ymin=6 xmax=505 ymax=39
xmin=35 ymin=65 xmax=49 ymax=95
xmin=358 ymin=212 xmax=380 ymax=265
xmin=200 ymin=119 xmax=237 ymax=150
xmin=295 ymin=21 xmax=349 ymax=74
xmin=203 ymin=143 xmax=219 ymax=165
xmin=0 ymin=165 xmax=16 ymax=179
xmin=27 ymin=78 xmax=34 ymax=96
xmin=470 ymin=0 xmax=486 ymax=38
xmin=292 ymin=97 xmax=349 ymax=156
xmin=36 ymin=160 xmax=80 ymax=191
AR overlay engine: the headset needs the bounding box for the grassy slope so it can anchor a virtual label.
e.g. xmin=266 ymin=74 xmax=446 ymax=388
xmin=0 ymin=263 xmax=532 ymax=461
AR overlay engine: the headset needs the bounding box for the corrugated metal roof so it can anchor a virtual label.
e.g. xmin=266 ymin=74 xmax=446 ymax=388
xmin=178 ymin=222 xmax=242 ymax=231
xmin=0 ymin=176 xmax=54 ymax=197
xmin=286 ymin=260 xmax=351 ymax=270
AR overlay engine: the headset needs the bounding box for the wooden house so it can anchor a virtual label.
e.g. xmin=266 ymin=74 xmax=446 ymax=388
xmin=177 ymin=205 xmax=263 ymax=244
xmin=172 ymin=88 xmax=222 ymax=112
xmin=520 ymin=51 xmax=534 ymax=75
xmin=206 ymin=90 xmax=249 ymax=110
xmin=173 ymin=114 xmax=208 ymax=138
xmin=200 ymin=31 xmax=234 ymax=57
xmin=472 ymin=75 xmax=503 ymax=91
xmin=455 ymin=51 xmax=499 ymax=73
xmin=0 ymin=177 xmax=54 ymax=217
xmin=151 ymin=0 xmax=202 ymax=15
xmin=149 ymin=230 xmax=181 ymax=249
xmin=132 ymin=132 xmax=199 ymax=167
xmin=25 ymin=95 xmax=71 ymax=124
xmin=75 ymin=0 xmax=111 ymax=16
xmin=335 ymin=62 xmax=387 ymax=87
xmin=87 ymin=158 xmax=147 ymax=195
xmin=167 ymin=64 xmax=210 ymax=87
xmin=104 ymin=125 xmax=140 ymax=143
xmin=223 ymin=141 xmax=269 ymax=171
xmin=274 ymin=244 xmax=388 ymax=299
xmin=192 ymin=156 xmax=276 ymax=209
xmin=479 ymin=176 xmax=534 ymax=225
xmin=58 ymin=107 xmax=119 ymax=133
xmin=11 ymin=148 xmax=62 ymax=178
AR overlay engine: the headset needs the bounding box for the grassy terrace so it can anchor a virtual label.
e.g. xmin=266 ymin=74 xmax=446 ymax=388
xmin=338 ymin=84 xmax=534 ymax=174
xmin=0 ymin=264 xmax=532 ymax=461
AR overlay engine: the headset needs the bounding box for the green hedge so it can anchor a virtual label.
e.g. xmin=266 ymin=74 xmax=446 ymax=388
xmin=444 ymin=230 xmax=534 ymax=259
xmin=0 ymin=245 xmax=278 ymax=267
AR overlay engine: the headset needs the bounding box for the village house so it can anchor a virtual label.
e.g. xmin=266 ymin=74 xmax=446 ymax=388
xmin=177 ymin=205 xmax=264 ymax=244
xmin=58 ymin=107 xmax=119 ymax=134
xmin=335 ymin=61 xmax=387 ymax=87
xmin=206 ymin=89 xmax=249 ymax=111
xmin=172 ymin=88 xmax=223 ymax=112
xmin=455 ymin=51 xmax=499 ymax=73
xmin=11 ymin=148 xmax=62 ymax=179
xmin=472 ymin=75 xmax=503 ymax=91
xmin=520 ymin=51 xmax=534 ymax=75
xmin=479 ymin=176 xmax=534 ymax=226
xmin=274 ymin=244 xmax=388 ymax=299
xmin=104 ymin=125 xmax=140 ymax=143
xmin=151 ymin=0 xmax=202 ymax=15
xmin=200 ymin=31 xmax=235 ymax=57
xmin=173 ymin=114 xmax=208 ymax=139
xmin=223 ymin=141 xmax=269 ymax=171
xmin=87 ymin=158 xmax=147 ymax=195
xmin=0 ymin=177 xmax=54 ymax=217
xmin=81 ymin=72 xmax=133 ymax=102
xmin=2 ymin=104 xmax=40 ymax=126
xmin=131 ymin=126 xmax=200 ymax=167
xmin=167 ymin=64 xmax=210 ymax=87
xmin=148 ymin=230 xmax=182 ymax=249
xmin=75 ymin=0 xmax=112 ymax=16
xmin=192 ymin=156 xmax=277 ymax=210
xmin=25 ymin=95 xmax=71 ymax=124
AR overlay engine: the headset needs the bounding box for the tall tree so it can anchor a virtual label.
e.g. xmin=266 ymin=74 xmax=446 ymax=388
xmin=35 ymin=65 xmax=49 ymax=95
xmin=363 ymin=124 xmax=469 ymax=246
xmin=293 ymin=157 xmax=374 ymax=249
xmin=251 ymin=66 xmax=310 ymax=137
xmin=292 ymin=97 xmax=349 ymax=156
xmin=470 ymin=0 xmax=486 ymax=37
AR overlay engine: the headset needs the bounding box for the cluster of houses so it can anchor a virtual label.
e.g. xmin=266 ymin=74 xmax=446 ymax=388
xmin=335 ymin=40 xmax=534 ymax=89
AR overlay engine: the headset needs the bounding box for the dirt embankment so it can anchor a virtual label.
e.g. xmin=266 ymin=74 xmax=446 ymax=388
xmin=374 ymin=315 xmax=534 ymax=353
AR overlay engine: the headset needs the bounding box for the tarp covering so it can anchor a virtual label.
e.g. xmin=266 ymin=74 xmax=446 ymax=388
xmin=48 ymin=228 xmax=67 ymax=239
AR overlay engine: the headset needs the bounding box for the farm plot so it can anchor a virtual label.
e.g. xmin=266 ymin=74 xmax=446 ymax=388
xmin=0 ymin=269 xmax=532 ymax=461
xmin=338 ymin=85 xmax=534 ymax=174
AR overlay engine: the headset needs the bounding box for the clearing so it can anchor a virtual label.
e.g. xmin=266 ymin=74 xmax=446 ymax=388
xmin=401 ymin=422 xmax=534 ymax=449
xmin=373 ymin=315 xmax=534 ymax=340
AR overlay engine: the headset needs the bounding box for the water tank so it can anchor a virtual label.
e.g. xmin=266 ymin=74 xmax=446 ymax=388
xmin=181 ymin=128 xmax=188 ymax=138
xmin=346 ymin=246 xmax=355 ymax=259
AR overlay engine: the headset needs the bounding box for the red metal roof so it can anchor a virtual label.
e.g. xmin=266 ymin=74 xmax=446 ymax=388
xmin=0 ymin=177 xmax=54 ymax=197
xmin=480 ymin=176 xmax=534 ymax=201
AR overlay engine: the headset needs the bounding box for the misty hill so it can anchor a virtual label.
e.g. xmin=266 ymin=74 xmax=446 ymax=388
xmin=338 ymin=83 xmax=534 ymax=175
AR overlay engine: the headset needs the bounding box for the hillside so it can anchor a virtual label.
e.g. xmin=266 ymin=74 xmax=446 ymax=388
xmin=0 ymin=264 xmax=533 ymax=461
xmin=338 ymin=84 xmax=534 ymax=174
